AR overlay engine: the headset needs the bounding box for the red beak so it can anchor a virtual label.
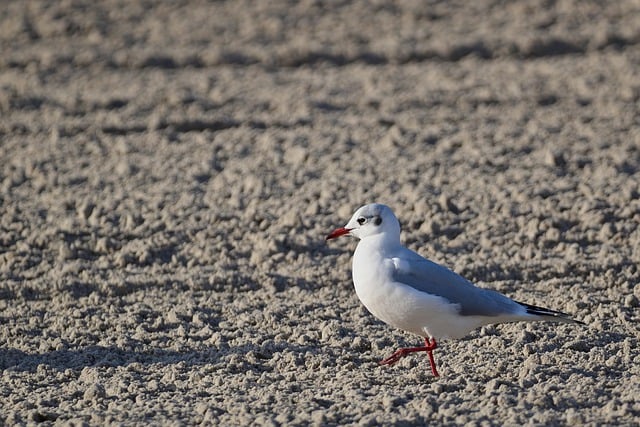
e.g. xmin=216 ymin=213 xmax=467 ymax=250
xmin=326 ymin=227 xmax=352 ymax=240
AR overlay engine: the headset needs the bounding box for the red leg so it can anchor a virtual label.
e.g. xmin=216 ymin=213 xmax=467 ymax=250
xmin=425 ymin=338 xmax=439 ymax=377
xmin=380 ymin=337 xmax=440 ymax=377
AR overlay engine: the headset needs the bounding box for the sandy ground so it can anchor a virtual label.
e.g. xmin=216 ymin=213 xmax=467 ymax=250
xmin=1 ymin=0 xmax=640 ymax=425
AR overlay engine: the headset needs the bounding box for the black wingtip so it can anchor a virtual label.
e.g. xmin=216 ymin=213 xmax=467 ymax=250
xmin=517 ymin=301 xmax=586 ymax=325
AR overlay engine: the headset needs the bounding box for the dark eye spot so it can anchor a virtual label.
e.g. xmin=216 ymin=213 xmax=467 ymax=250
xmin=357 ymin=217 xmax=366 ymax=225
xmin=374 ymin=216 xmax=382 ymax=226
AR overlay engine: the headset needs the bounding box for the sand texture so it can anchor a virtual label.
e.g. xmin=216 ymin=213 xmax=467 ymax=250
xmin=1 ymin=0 xmax=640 ymax=425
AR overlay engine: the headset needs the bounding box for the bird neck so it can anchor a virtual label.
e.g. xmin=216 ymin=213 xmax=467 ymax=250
xmin=357 ymin=233 xmax=401 ymax=256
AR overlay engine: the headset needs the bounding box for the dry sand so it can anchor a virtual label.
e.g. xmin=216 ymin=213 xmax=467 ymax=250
xmin=1 ymin=0 xmax=640 ymax=425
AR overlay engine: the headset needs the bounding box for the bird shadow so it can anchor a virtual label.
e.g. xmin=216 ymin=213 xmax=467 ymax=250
xmin=0 ymin=341 xmax=316 ymax=373
xmin=0 ymin=346 xmax=215 ymax=372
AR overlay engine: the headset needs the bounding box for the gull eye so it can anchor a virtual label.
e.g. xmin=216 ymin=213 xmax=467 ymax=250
xmin=357 ymin=217 xmax=366 ymax=225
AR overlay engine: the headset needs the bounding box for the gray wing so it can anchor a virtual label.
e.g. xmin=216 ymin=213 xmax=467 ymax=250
xmin=392 ymin=249 xmax=520 ymax=317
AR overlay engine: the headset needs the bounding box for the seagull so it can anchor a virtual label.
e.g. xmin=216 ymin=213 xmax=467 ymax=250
xmin=326 ymin=203 xmax=584 ymax=377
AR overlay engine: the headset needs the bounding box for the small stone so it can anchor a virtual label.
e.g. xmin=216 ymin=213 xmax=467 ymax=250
xmin=77 ymin=201 xmax=95 ymax=220
xmin=565 ymin=408 xmax=584 ymax=424
xmin=58 ymin=243 xmax=75 ymax=260
xmin=519 ymin=330 xmax=536 ymax=344
xmin=599 ymin=222 xmax=616 ymax=240
xmin=544 ymin=227 xmax=561 ymax=242
xmin=351 ymin=336 xmax=371 ymax=351
xmin=438 ymin=193 xmax=460 ymax=214
xmin=192 ymin=312 xmax=205 ymax=326
xmin=297 ymin=334 xmax=312 ymax=345
xmin=321 ymin=325 xmax=334 ymax=341
xmin=83 ymin=384 xmax=106 ymax=401
xmin=95 ymin=237 xmax=113 ymax=253
xmin=166 ymin=309 xmax=180 ymax=324
xmin=382 ymin=394 xmax=401 ymax=408
xmin=545 ymin=149 xmax=566 ymax=167
xmin=624 ymin=294 xmax=639 ymax=308
xmin=311 ymin=410 xmax=325 ymax=424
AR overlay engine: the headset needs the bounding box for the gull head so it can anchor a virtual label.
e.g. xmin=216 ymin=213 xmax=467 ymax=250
xmin=326 ymin=203 xmax=401 ymax=241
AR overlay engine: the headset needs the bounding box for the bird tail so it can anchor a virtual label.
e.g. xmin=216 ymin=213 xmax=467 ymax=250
xmin=516 ymin=301 xmax=585 ymax=325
